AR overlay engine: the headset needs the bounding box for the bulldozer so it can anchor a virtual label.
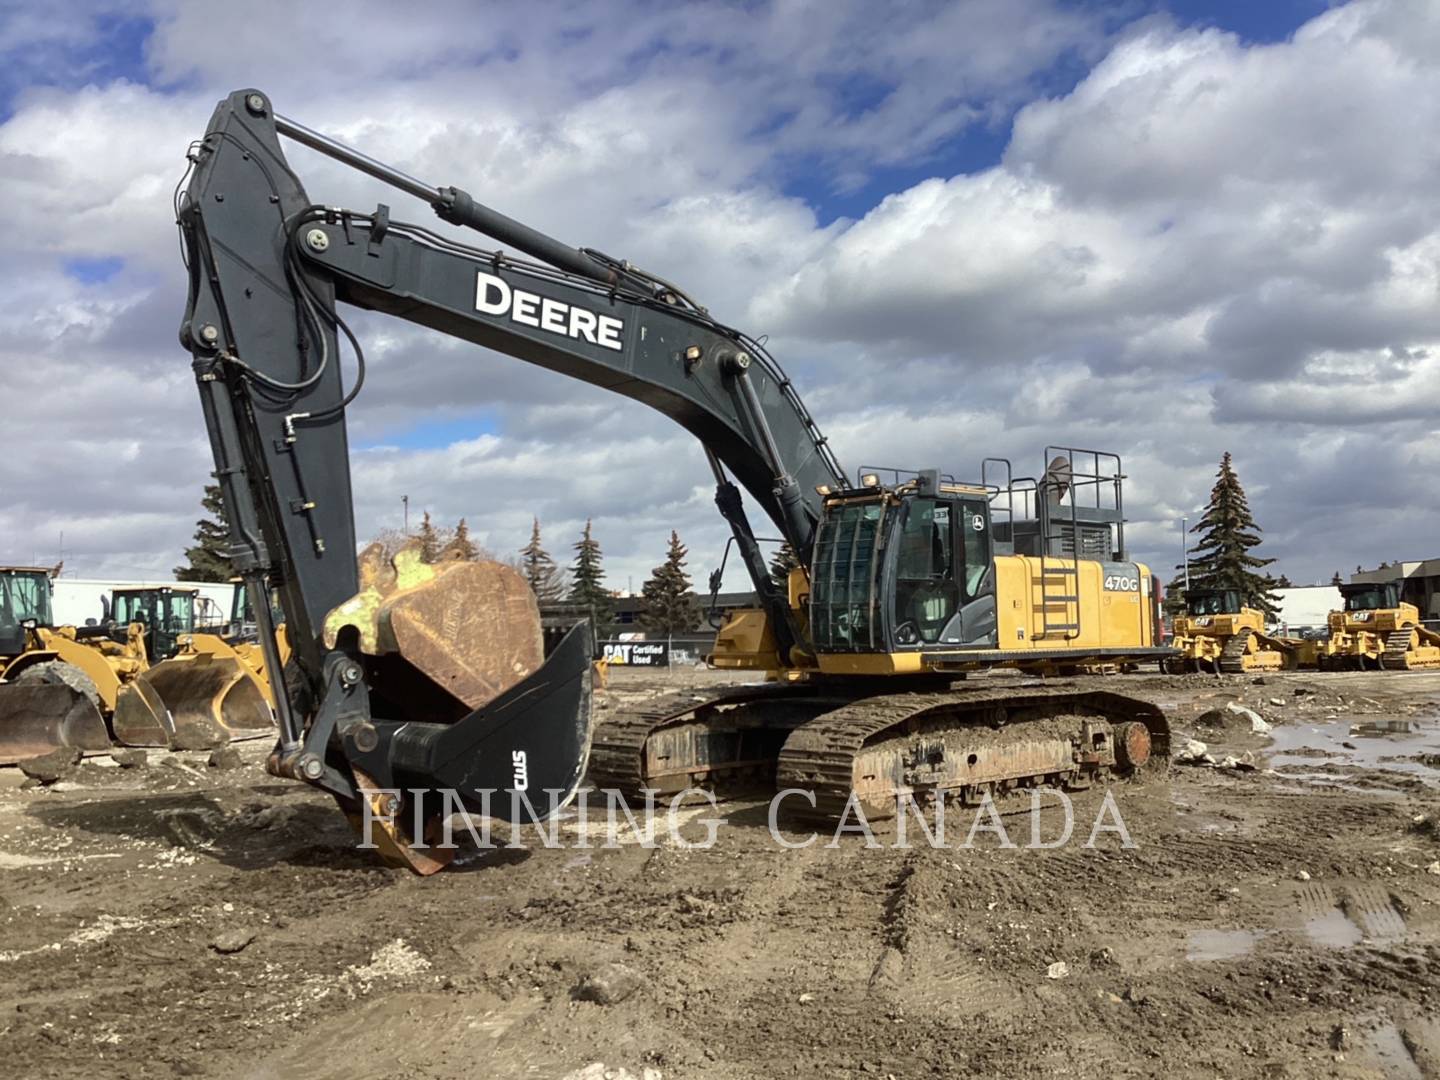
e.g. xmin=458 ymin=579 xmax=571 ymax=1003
xmin=0 ymin=565 xmax=138 ymax=762
xmin=1164 ymin=588 xmax=1309 ymax=673
xmin=173 ymin=89 xmax=1173 ymax=872
xmin=105 ymin=585 xmax=276 ymax=750
xmin=1319 ymin=581 xmax=1440 ymax=671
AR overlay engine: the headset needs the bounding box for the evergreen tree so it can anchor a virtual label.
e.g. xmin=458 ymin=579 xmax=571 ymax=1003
xmin=417 ymin=511 xmax=441 ymax=563
xmin=769 ymin=542 xmax=800 ymax=594
xmin=519 ymin=518 xmax=564 ymax=601
xmin=1331 ymin=571 xmax=1343 ymax=586
xmin=174 ymin=483 xmax=233 ymax=582
xmin=567 ymin=519 xmax=614 ymax=636
xmin=640 ymin=531 xmax=701 ymax=636
xmin=1184 ymin=452 xmax=1278 ymax=615
xmin=1275 ymin=574 xmax=1293 ymax=588
xmin=444 ymin=518 xmax=480 ymax=561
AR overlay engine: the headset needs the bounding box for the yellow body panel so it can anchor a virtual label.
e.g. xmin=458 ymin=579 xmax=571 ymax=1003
xmin=0 ymin=624 xmax=149 ymax=712
xmin=713 ymin=556 xmax=1158 ymax=678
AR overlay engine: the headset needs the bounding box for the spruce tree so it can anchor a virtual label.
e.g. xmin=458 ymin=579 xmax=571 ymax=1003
xmin=1331 ymin=571 xmax=1343 ymax=586
xmin=640 ymin=531 xmax=701 ymax=636
xmin=417 ymin=511 xmax=441 ymax=563
xmin=519 ymin=518 xmax=564 ymax=601
xmin=567 ymin=519 xmax=614 ymax=636
xmin=769 ymin=542 xmax=800 ymax=594
xmin=447 ymin=518 xmax=480 ymax=561
xmin=174 ymin=483 xmax=233 ymax=582
xmin=1185 ymin=453 xmax=1278 ymax=615
xmin=1276 ymin=574 xmax=1293 ymax=588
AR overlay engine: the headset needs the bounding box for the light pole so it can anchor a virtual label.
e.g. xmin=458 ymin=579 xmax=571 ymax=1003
xmin=1180 ymin=516 xmax=1190 ymax=592
xmin=402 ymin=494 xmax=409 ymax=534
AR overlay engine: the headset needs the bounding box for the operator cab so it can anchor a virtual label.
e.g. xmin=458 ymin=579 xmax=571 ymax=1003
xmin=0 ymin=567 xmax=53 ymax=657
xmin=810 ymin=470 xmax=996 ymax=654
xmin=808 ymin=448 xmax=1129 ymax=656
xmin=110 ymin=586 xmax=197 ymax=661
xmin=1185 ymin=590 xmax=1241 ymax=616
xmin=1340 ymin=581 xmax=1400 ymax=612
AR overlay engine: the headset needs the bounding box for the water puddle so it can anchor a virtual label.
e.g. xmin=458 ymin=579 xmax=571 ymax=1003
xmin=1185 ymin=928 xmax=1265 ymax=962
xmin=1304 ymin=907 xmax=1364 ymax=949
xmin=1266 ymin=716 xmax=1440 ymax=790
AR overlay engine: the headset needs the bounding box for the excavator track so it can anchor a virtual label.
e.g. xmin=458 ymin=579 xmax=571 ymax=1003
xmin=776 ymin=687 xmax=1170 ymax=822
xmin=588 ymin=684 xmax=848 ymax=797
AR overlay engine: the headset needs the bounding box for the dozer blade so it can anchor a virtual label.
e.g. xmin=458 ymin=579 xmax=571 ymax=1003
xmin=0 ymin=683 xmax=110 ymax=764
xmin=339 ymin=620 xmax=596 ymax=875
xmin=113 ymin=656 xmax=273 ymax=750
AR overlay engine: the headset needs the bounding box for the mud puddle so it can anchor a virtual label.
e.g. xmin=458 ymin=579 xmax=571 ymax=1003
xmin=1186 ymin=928 xmax=1266 ymax=961
xmin=1267 ymin=715 xmax=1440 ymax=789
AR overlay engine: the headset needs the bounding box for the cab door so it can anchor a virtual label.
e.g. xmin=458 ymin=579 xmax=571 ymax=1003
xmin=949 ymin=498 xmax=997 ymax=646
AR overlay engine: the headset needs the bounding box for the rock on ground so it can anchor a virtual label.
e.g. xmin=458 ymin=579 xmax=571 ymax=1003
xmin=17 ymin=747 xmax=82 ymax=783
xmin=574 ymin=962 xmax=643 ymax=1005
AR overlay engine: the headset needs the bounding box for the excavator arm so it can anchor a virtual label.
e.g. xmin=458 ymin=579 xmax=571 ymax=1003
xmin=178 ymin=89 xmax=845 ymax=869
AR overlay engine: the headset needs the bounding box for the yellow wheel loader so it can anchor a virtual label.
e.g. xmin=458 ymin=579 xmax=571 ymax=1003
xmin=0 ymin=566 xmax=136 ymax=762
xmin=1320 ymin=581 xmax=1440 ymax=671
xmin=107 ymin=585 xmax=277 ymax=750
xmin=1164 ymin=588 xmax=1308 ymax=674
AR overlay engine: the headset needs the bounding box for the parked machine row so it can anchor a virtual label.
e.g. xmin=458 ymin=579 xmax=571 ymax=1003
xmin=1167 ymin=582 xmax=1440 ymax=673
xmin=0 ymin=567 xmax=282 ymax=762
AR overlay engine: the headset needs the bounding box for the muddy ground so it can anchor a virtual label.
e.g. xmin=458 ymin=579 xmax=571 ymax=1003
xmin=1 ymin=667 xmax=1438 ymax=1079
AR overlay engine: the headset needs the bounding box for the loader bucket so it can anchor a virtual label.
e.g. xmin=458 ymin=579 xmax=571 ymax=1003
xmin=113 ymin=655 xmax=273 ymax=750
xmin=0 ymin=683 xmax=110 ymax=764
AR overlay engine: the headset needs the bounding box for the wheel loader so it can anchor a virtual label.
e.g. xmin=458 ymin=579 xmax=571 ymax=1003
xmin=172 ymin=89 xmax=1173 ymax=873
xmin=0 ymin=565 xmax=136 ymax=762
xmin=1164 ymin=588 xmax=1310 ymax=673
xmin=105 ymin=585 xmax=276 ymax=750
xmin=1319 ymin=581 xmax=1440 ymax=671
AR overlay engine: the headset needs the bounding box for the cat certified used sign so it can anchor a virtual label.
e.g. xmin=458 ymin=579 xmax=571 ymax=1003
xmin=475 ymin=271 xmax=624 ymax=351
xmin=602 ymin=641 xmax=669 ymax=666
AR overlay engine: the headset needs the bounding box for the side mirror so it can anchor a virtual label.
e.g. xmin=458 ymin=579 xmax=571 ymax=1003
xmin=20 ymin=618 xmax=38 ymax=630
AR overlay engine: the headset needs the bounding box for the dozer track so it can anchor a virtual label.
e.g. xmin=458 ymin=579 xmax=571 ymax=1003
xmin=1217 ymin=629 xmax=1254 ymax=674
xmin=1381 ymin=627 xmax=1440 ymax=671
xmin=589 ymin=683 xmax=1170 ymax=822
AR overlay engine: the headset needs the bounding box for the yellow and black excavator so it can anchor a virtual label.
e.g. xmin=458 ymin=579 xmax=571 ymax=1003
xmin=1164 ymin=588 xmax=1309 ymax=673
xmin=1318 ymin=581 xmax=1440 ymax=671
xmin=174 ymin=89 xmax=1171 ymax=871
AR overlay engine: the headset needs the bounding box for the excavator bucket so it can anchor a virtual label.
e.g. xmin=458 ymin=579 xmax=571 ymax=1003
xmin=323 ymin=544 xmax=596 ymax=874
xmin=0 ymin=683 xmax=110 ymax=765
xmin=112 ymin=655 xmax=273 ymax=750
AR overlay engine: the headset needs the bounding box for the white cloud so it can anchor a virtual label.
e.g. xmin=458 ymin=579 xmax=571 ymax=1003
xmin=1 ymin=0 xmax=1437 ymax=593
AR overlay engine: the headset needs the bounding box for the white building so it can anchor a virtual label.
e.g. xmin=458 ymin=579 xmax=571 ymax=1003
xmin=1272 ymin=585 xmax=1341 ymax=632
xmin=52 ymin=578 xmax=233 ymax=627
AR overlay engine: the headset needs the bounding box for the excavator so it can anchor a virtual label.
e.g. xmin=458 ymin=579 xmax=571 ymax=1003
xmin=1319 ymin=580 xmax=1440 ymax=671
xmin=176 ymin=89 xmax=1171 ymax=871
xmin=1164 ymin=588 xmax=1309 ymax=673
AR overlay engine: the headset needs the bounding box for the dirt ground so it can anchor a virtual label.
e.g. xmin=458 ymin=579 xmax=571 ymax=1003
xmin=1 ymin=667 xmax=1438 ymax=1079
